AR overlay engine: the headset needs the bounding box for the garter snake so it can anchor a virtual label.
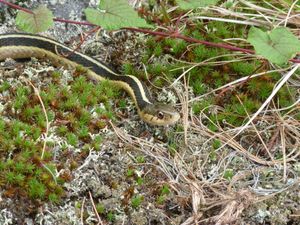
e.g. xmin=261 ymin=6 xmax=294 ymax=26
xmin=0 ymin=33 xmax=180 ymax=126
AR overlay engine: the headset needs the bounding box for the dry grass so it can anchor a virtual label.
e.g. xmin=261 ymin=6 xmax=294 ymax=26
xmin=109 ymin=2 xmax=300 ymax=223
xmin=0 ymin=1 xmax=299 ymax=224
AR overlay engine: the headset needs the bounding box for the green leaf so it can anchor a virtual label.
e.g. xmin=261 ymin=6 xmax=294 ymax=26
xmin=247 ymin=27 xmax=300 ymax=65
xmin=176 ymin=0 xmax=218 ymax=10
xmin=16 ymin=5 xmax=54 ymax=33
xmin=84 ymin=0 xmax=152 ymax=30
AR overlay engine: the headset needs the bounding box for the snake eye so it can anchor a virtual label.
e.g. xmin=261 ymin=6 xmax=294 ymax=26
xmin=157 ymin=111 xmax=165 ymax=120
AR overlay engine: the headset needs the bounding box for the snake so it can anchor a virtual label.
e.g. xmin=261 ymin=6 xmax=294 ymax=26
xmin=0 ymin=33 xmax=180 ymax=126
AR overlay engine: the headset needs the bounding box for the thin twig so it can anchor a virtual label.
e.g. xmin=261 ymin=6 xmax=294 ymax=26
xmin=81 ymin=197 xmax=86 ymax=225
xmin=26 ymin=80 xmax=50 ymax=159
xmin=283 ymin=0 xmax=299 ymax=27
xmin=211 ymin=61 xmax=297 ymax=159
xmin=235 ymin=94 xmax=275 ymax=163
xmin=89 ymin=191 xmax=104 ymax=225
xmin=280 ymin=124 xmax=287 ymax=183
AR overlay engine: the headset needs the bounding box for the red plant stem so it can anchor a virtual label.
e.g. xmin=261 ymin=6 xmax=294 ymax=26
xmin=54 ymin=18 xmax=93 ymax=26
xmin=0 ymin=0 xmax=32 ymax=14
xmin=1 ymin=0 xmax=300 ymax=63
xmin=0 ymin=0 xmax=94 ymax=26
xmin=64 ymin=26 xmax=100 ymax=57
xmin=125 ymin=27 xmax=255 ymax=54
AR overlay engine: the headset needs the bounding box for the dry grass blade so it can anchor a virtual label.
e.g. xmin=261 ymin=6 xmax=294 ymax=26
xmin=205 ymin=64 xmax=300 ymax=158
xmin=235 ymin=95 xmax=275 ymax=163
xmin=213 ymin=190 xmax=257 ymax=225
xmin=80 ymin=196 xmax=86 ymax=225
xmin=240 ymin=0 xmax=300 ymax=27
xmin=89 ymin=191 xmax=104 ymax=225
xmin=26 ymin=79 xmax=50 ymax=159
xmin=109 ymin=121 xmax=180 ymax=181
xmin=191 ymin=15 xmax=264 ymax=26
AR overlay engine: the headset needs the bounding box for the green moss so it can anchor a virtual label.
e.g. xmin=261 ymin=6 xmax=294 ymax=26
xmin=95 ymin=107 xmax=115 ymax=121
xmin=57 ymin=125 xmax=68 ymax=136
xmin=168 ymin=142 xmax=177 ymax=156
xmin=146 ymin=37 xmax=157 ymax=49
xmin=277 ymin=86 xmax=296 ymax=108
xmin=212 ymin=139 xmax=221 ymax=149
xmin=13 ymin=86 xmax=30 ymax=110
xmin=61 ymin=95 xmax=79 ymax=110
xmin=161 ymin=184 xmax=170 ymax=195
xmin=136 ymin=155 xmax=145 ymax=163
xmin=231 ymin=62 xmax=257 ymax=76
xmin=153 ymin=44 xmax=163 ymax=57
xmin=258 ymin=84 xmax=273 ymax=100
xmin=48 ymin=193 xmax=60 ymax=203
xmin=0 ymin=73 xmax=119 ymax=207
xmin=209 ymin=149 xmax=217 ymax=161
xmin=66 ymin=133 xmax=78 ymax=146
xmin=74 ymin=65 xmax=88 ymax=76
xmin=51 ymin=70 xmax=62 ymax=80
xmin=15 ymin=162 xmax=26 ymax=172
xmin=153 ymin=77 xmax=165 ymax=87
xmin=77 ymin=127 xmax=90 ymax=142
xmin=192 ymin=79 xmax=206 ymax=95
xmin=6 ymin=172 xmax=15 ymax=184
xmin=207 ymin=122 xmax=218 ymax=132
xmin=0 ymin=81 xmax=10 ymax=92
xmin=157 ymin=184 xmax=171 ymax=204
xmin=14 ymin=174 xmax=25 ymax=185
xmin=122 ymin=63 xmax=135 ymax=75
xmin=95 ymin=80 xmax=120 ymax=100
xmin=131 ymin=195 xmax=144 ymax=209
xmin=232 ymin=103 xmax=247 ymax=116
xmin=127 ymin=169 xmax=134 ymax=177
xmin=223 ymin=169 xmax=234 ymax=180
xmin=171 ymin=40 xmax=188 ymax=56
xmin=92 ymin=136 xmax=103 ymax=151
xmin=224 ymin=0 xmax=234 ymax=8
xmin=208 ymin=22 xmax=232 ymax=39
xmin=148 ymin=63 xmax=167 ymax=76
xmin=191 ymin=29 xmax=203 ymax=40
xmin=28 ymin=178 xmax=46 ymax=198
xmin=136 ymin=177 xmax=144 ymax=186
xmin=96 ymin=203 xmax=105 ymax=214
xmin=157 ymin=195 xmax=166 ymax=204
xmin=193 ymin=45 xmax=208 ymax=61
xmin=118 ymin=99 xmax=127 ymax=109
xmin=192 ymin=99 xmax=213 ymax=115
xmin=107 ymin=211 xmax=116 ymax=222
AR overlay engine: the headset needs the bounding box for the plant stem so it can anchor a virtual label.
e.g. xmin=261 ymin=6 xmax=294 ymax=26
xmin=0 ymin=0 xmax=32 ymax=14
xmin=124 ymin=27 xmax=254 ymax=54
xmin=0 ymin=0 xmax=300 ymax=63
xmin=54 ymin=18 xmax=93 ymax=26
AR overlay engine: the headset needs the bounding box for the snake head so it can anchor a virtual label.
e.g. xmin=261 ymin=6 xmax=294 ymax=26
xmin=140 ymin=103 xmax=180 ymax=126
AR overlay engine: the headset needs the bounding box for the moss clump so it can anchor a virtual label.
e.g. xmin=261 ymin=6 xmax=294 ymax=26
xmin=0 ymin=119 xmax=63 ymax=201
xmin=0 ymin=65 xmax=121 ymax=202
xmin=131 ymin=195 xmax=144 ymax=209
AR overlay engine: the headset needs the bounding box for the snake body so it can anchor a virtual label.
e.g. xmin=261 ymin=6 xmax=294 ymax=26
xmin=0 ymin=33 xmax=179 ymax=125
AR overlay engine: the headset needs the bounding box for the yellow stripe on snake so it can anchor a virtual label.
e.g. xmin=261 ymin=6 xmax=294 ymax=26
xmin=0 ymin=33 xmax=180 ymax=126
